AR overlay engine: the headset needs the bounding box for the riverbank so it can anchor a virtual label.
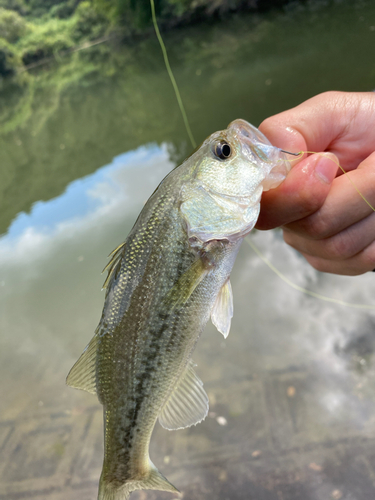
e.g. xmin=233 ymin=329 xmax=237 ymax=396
xmin=1 ymin=0 xmax=374 ymax=237
xmin=0 ymin=0 xmax=301 ymax=78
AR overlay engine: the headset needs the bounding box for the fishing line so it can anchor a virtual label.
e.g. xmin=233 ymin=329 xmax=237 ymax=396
xmin=150 ymin=0 xmax=196 ymax=149
xmin=245 ymin=237 xmax=375 ymax=310
xmin=284 ymin=151 xmax=375 ymax=212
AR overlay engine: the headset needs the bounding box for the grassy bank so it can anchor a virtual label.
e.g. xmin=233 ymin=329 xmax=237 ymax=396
xmin=0 ymin=0 xmax=297 ymax=78
xmin=0 ymin=0 xmax=297 ymax=135
xmin=0 ymin=1 xmax=110 ymax=76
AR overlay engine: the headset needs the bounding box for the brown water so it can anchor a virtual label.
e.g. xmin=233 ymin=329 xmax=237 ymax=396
xmin=1 ymin=1 xmax=375 ymax=499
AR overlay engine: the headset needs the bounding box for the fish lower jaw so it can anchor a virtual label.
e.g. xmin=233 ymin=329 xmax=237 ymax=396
xmin=262 ymin=161 xmax=291 ymax=191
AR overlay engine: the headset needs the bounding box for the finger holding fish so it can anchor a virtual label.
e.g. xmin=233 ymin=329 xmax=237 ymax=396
xmin=299 ymin=237 xmax=375 ymax=275
xmin=257 ymin=91 xmax=375 ymax=276
xmin=278 ymin=152 xmax=375 ymax=275
xmin=255 ymin=152 xmax=338 ymax=230
xmin=259 ymin=91 xmax=375 ymax=171
xmin=283 ymin=152 xmax=375 ymax=239
xmin=284 ymin=211 xmax=375 ymax=262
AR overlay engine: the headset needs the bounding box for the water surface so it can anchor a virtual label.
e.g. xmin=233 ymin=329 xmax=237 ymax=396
xmin=1 ymin=1 xmax=375 ymax=499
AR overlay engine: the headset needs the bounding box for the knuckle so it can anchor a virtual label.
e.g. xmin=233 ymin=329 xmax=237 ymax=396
xmin=362 ymin=241 xmax=375 ymax=270
xmin=297 ymin=193 xmax=321 ymax=216
xmin=323 ymin=236 xmax=349 ymax=260
xmin=321 ymin=90 xmax=343 ymax=101
xmin=322 ymin=230 xmax=359 ymax=261
xmin=282 ymin=230 xmax=299 ymax=249
xmin=302 ymin=254 xmax=330 ymax=273
xmin=296 ymin=213 xmax=332 ymax=240
xmin=284 ymin=225 xmax=359 ymax=262
xmin=320 ymin=90 xmax=347 ymax=109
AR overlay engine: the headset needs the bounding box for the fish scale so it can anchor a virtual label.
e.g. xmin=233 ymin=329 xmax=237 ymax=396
xmin=66 ymin=119 xmax=291 ymax=500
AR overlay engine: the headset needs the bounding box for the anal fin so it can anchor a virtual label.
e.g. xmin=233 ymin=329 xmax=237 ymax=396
xmin=143 ymin=463 xmax=180 ymax=494
xmin=211 ymin=278 xmax=233 ymax=339
xmin=66 ymin=334 xmax=98 ymax=394
xmin=159 ymin=360 xmax=208 ymax=430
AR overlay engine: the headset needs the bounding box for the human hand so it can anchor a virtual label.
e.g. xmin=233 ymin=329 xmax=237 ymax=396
xmin=256 ymin=91 xmax=375 ymax=275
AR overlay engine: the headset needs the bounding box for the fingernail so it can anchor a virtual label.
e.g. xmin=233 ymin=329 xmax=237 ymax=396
xmin=314 ymin=153 xmax=338 ymax=184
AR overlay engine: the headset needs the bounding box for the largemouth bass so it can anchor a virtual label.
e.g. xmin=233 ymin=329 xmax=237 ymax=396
xmin=67 ymin=119 xmax=291 ymax=500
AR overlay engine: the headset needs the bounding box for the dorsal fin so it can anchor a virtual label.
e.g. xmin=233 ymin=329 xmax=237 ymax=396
xmin=66 ymin=334 xmax=98 ymax=394
xmin=159 ymin=360 xmax=208 ymax=430
xmin=101 ymin=240 xmax=126 ymax=291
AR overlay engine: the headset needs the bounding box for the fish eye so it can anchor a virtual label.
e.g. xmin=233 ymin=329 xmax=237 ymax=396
xmin=213 ymin=140 xmax=232 ymax=160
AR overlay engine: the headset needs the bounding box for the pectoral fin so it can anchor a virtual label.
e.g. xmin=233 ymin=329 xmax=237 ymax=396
xmin=164 ymin=258 xmax=208 ymax=309
xmin=211 ymin=279 xmax=233 ymax=338
xmin=159 ymin=360 xmax=209 ymax=430
xmin=66 ymin=334 xmax=98 ymax=394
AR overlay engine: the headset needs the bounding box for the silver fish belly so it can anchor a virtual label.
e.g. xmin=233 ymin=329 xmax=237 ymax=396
xmin=67 ymin=119 xmax=291 ymax=500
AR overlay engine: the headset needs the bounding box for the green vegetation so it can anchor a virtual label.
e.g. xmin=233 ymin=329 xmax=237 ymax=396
xmin=0 ymin=0 xmax=294 ymax=137
xmin=0 ymin=37 xmax=21 ymax=76
xmin=0 ymin=0 xmax=297 ymax=77
xmin=0 ymin=0 xmax=110 ymax=76
xmin=0 ymin=7 xmax=30 ymax=42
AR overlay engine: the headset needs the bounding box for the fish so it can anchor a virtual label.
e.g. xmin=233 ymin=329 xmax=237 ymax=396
xmin=66 ymin=119 xmax=291 ymax=500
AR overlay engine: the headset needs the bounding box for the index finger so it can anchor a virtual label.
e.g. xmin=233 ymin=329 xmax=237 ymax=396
xmin=259 ymin=91 xmax=375 ymax=171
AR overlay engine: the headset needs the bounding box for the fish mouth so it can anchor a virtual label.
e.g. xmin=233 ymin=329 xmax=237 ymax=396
xmin=228 ymin=118 xmax=291 ymax=191
xmin=228 ymin=118 xmax=272 ymax=147
xmin=263 ymin=160 xmax=291 ymax=191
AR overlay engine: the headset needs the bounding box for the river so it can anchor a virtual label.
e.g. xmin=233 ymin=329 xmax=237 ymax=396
xmin=1 ymin=1 xmax=375 ymax=499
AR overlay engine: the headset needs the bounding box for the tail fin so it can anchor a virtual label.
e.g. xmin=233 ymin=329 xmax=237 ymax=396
xmin=98 ymin=463 xmax=180 ymax=500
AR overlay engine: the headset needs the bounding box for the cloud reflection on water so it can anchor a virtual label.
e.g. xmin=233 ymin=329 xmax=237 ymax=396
xmin=0 ymin=143 xmax=174 ymax=268
xmin=1 ymin=141 xmax=375 ymax=435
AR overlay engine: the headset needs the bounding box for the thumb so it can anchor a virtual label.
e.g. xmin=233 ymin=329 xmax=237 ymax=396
xmin=256 ymin=153 xmax=339 ymax=230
